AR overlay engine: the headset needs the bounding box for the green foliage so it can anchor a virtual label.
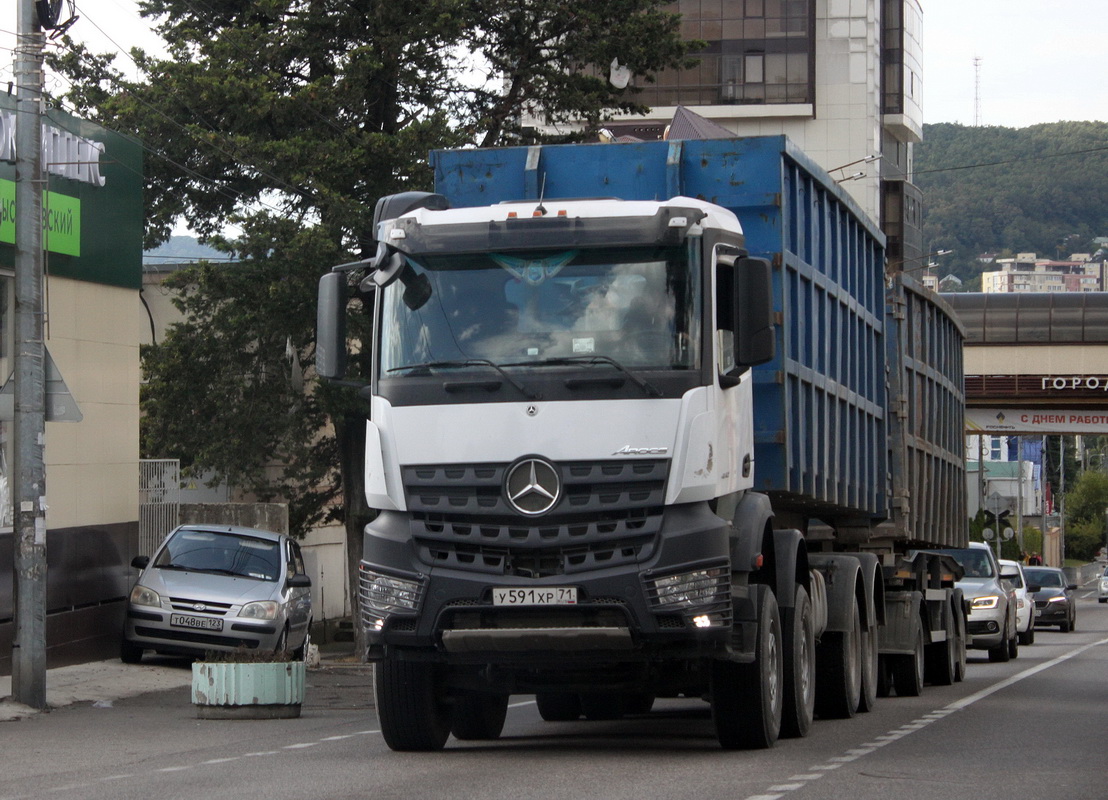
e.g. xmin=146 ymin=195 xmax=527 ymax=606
xmin=46 ymin=0 xmax=693 ymax=538
xmin=140 ymin=217 xmax=348 ymax=534
xmin=917 ymin=121 xmax=1108 ymax=283
xmin=1064 ymin=519 xmax=1103 ymax=563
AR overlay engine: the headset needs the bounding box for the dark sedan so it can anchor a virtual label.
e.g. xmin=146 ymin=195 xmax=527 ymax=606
xmin=1024 ymin=566 xmax=1077 ymax=632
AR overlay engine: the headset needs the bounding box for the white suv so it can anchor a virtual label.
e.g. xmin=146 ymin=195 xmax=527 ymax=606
xmin=1000 ymin=559 xmax=1035 ymax=646
xmin=936 ymin=542 xmax=1018 ymax=662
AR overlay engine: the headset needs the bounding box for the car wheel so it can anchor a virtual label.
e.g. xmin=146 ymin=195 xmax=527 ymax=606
xmin=1059 ymin=617 xmax=1071 ymax=633
xmin=988 ymin=618 xmax=1012 ymax=663
xmin=120 ymin=638 xmax=144 ymax=664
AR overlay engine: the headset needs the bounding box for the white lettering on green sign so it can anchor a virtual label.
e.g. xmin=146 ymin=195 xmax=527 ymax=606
xmin=0 ymin=179 xmax=81 ymax=256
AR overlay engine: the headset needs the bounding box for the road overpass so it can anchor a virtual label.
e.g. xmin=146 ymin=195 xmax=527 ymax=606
xmin=943 ymin=292 xmax=1108 ymax=435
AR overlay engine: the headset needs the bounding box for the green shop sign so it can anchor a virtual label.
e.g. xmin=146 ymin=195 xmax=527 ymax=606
xmin=0 ymin=95 xmax=143 ymax=289
xmin=0 ymin=179 xmax=81 ymax=257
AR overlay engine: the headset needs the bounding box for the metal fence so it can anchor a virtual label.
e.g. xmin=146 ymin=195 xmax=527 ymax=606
xmin=139 ymin=459 xmax=180 ymax=557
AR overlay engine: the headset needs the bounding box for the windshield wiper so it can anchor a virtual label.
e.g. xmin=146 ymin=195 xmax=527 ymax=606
xmin=387 ymin=359 xmax=540 ymax=399
xmin=501 ymin=355 xmax=661 ymax=397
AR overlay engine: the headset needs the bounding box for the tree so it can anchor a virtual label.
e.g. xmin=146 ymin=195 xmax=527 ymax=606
xmin=47 ymin=0 xmax=695 ymax=646
xmin=1063 ymin=469 xmax=1108 ymax=562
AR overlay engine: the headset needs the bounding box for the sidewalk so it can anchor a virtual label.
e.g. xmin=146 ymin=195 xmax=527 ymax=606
xmin=0 ymin=640 xmax=361 ymax=722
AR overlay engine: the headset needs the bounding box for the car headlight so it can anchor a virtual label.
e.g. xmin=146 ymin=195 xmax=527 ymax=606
xmin=240 ymin=600 xmax=280 ymax=620
xmin=971 ymin=595 xmax=1000 ymax=609
xmin=1016 ymin=597 xmax=1026 ymax=609
xmin=129 ymin=584 xmax=161 ymax=608
xmin=1047 ymin=596 xmax=1068 ymax=604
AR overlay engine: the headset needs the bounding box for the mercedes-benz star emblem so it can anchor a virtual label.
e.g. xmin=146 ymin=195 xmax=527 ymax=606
xmin=505 ymin=457 xmax=561 ymax=516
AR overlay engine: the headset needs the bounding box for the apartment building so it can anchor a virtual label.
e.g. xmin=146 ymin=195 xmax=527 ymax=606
xmin=537 ymin=0 xmax=926 ymax=265
xmin=982 ymin=253 xmax=1104 ymax=293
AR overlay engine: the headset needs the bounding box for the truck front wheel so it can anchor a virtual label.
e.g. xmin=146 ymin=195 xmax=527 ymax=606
xmin=536 ymin=692 xmax=581 ymax=721
xmin=451 ymin=691 xmax=508 ymax=740
xmin=711 ymin=583 xmax=783 ymax=749
xmin=375 ymin=658 xmax=451 ymax=751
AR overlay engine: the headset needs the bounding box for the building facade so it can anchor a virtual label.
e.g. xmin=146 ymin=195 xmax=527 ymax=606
xmin=539 ymin=0 xmax=926 ymax=264
xmin=982 ymin=253 xmax=1104 ymax=293
xmin=0 ymin=96 xmax=144 ymax=672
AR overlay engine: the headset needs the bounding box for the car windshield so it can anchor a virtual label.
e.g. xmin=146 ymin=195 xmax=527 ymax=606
xmin=1024 ymin=569 xmax=1064 ymax=588
xmin=154 ymin=529 xmax=281 ymax=581
xmin=941 ymin=548 xmax=995 ymax=578
xmin=379 ymin=245 xmax=701 ymax=375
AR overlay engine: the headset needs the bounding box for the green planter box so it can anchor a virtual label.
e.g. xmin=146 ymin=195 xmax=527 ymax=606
xmin=192 ymin=660 xmax=306 ymax=719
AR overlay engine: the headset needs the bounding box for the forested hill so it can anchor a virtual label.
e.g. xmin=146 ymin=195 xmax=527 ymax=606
xmin=916 ymin=121 xmax=1108 ymax=284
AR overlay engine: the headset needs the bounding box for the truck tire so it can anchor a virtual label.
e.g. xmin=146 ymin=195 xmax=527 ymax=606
xmin=892 ymin=620 xmax=925 ymax=697
xmin=451 ymin=691 xmax=508 ymax=740
xmin=711 ymin=584 xmax=782 ymax=749
xmin=952 ymin=590 xmax=967 ymax=681
xmin=580 ymin=693 xmax=627 ymax=721
xmin=925 ymin=638 xmax=955 ymax=686
xmin=375 ymin=658 xmax=451 ymax=751
xmin=857 ymin=619 xmax=879 ymax=713
xmin=626 ymin=693 xmax=656 ymax=715
xmin=781 ymin=585 xmax=815 ymax=738
xmin=815 ymin=597 xmax=861 ymax=719
xmin=535 ymin=692 xmax=581 ymax=721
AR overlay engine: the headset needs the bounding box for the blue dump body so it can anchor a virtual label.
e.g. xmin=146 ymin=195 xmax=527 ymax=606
xmin=432 ymin=137 xmax=965 ymax=547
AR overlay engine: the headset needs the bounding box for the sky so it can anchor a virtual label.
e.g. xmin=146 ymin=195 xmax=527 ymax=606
xmin=3 ymin=0 xmax=1106 ymax=129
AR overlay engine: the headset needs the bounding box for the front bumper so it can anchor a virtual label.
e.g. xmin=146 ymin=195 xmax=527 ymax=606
xmin=965 ymin=604 xmax=1006 ymax=649
xmin=358 ymin=503 xmax=736 ymax=664
xmin=1034 ymin=600 xmax=1070 ymax=625
xmin=124 ymin=605 xmax=286 ymax=657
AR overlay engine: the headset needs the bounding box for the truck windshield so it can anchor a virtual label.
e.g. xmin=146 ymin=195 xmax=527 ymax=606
xmin=378 ymin=245 xmax=700 ymax=376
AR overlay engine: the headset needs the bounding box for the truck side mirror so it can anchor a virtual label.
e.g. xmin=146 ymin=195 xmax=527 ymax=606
xmin=734 ymin=257 xmax=775 ymax=368
xmin=316 ymin=271 xmax=348 ymax=380
xmin=718 ymin=254 xmax=775 ymax=384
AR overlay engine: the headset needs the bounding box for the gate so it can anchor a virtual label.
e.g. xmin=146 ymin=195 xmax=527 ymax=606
xmin=139 ymin=459 xmax=180 ymax=557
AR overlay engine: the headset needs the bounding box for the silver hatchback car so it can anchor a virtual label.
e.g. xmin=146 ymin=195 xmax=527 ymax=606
xmin=122 ymin=525 xmax=312 ymax=662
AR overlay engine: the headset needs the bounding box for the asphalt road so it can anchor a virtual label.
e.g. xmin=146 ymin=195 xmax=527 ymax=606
xmin=2 ymin=601 xmax=1106 ymax=800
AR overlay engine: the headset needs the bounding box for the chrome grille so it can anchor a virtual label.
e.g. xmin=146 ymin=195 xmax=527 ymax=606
xmin=404 ymin=459 xmax=668 ymax=578
xmin=168 ymin=597 xmax=233 ymax=616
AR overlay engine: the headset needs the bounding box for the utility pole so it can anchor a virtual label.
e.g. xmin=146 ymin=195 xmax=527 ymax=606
xmin=12 ymin=0 xmax=48 ymax=709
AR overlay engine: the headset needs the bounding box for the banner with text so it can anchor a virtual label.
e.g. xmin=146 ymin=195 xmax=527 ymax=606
xmin=966 ymin=408 xmax=1108 ymax=434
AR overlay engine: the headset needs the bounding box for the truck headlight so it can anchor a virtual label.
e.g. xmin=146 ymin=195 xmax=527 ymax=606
xmin=971 ymin=595 xmax=999 ymax=609
xmin=129 ymin=584 xmax=161 ymax=608
xmin=360 ymin=566 xmax=425 ymax=614
xmin=646 ymin=567 xmax=727 ymax=610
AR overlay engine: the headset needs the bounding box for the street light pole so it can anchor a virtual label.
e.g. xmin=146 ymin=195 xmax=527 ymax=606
xmin=12 ymin=0 xmax=48 ymax=709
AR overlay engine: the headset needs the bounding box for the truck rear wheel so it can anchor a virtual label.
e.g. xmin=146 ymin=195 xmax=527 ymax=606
xmin=781 ymin=585 xmax=815 ymax=738
xmin=374 ymin=658 xmax=451 ymax=751
xmin=536 ymin=692 xmax=581 ymax=721
xmin=711 ymin=584 xmax=782 ymax=749
xmin=857 ymin=619 xmax=879 ymax=713
xmin=815 ymin=597 xmax=861 ymax=719
xmin=451 ymin=691 xmax=508 ymax=740
xmin=892 ymin=621 xmax=925 ymax=696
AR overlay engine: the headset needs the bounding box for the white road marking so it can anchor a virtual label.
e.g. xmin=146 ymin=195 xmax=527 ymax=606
xmin=741 ymin=635 xmax=1108 ymax=800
